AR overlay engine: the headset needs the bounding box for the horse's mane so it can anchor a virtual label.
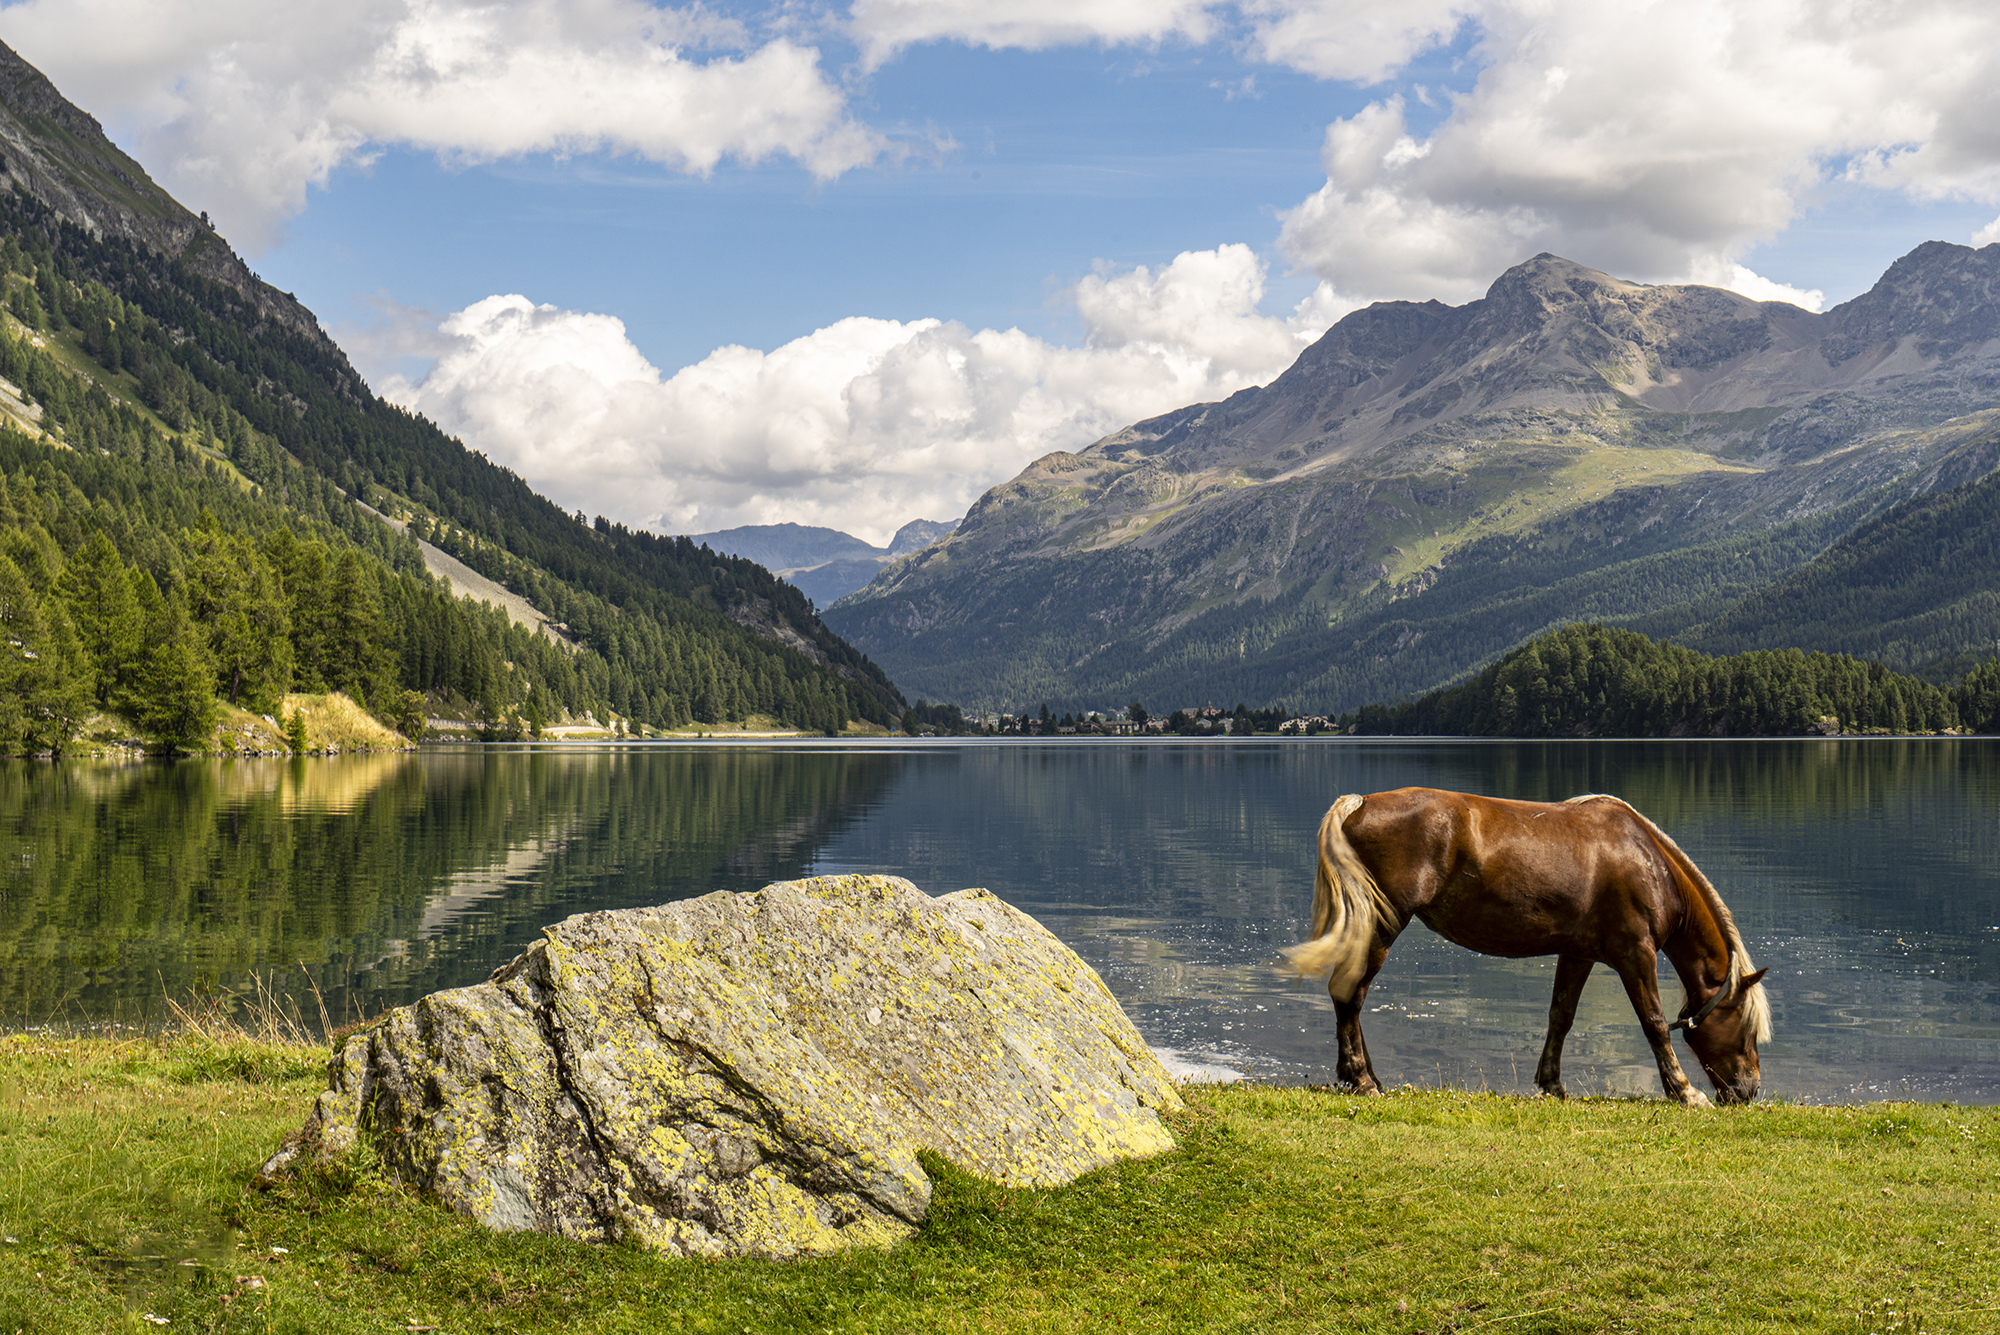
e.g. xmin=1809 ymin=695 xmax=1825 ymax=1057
xmin=1278 ymin=794 xmax=1396 ymax=1002
xmin=1565 ymin=794 xmax=1772 ymax=1042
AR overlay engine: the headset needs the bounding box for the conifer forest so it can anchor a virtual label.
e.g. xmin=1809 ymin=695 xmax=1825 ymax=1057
xmin=0 ymin=190 xmax=902 ymax=754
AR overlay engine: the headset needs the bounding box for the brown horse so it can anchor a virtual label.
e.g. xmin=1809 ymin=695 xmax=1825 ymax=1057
xmin=1281 ymin=788 xmax=1770 ymax=1106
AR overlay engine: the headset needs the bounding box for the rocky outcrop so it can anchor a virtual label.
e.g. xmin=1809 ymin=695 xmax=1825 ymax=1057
xmin=267 ymin=875 xmax=1181 ymax=1258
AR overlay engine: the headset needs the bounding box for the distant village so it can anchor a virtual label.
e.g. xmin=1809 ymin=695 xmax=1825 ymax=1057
xmin=900 ymin=701 xmax=1342 ymax=738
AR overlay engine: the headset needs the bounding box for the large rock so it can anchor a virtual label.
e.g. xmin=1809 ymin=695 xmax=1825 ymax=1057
xmin=271 ymin=875 xmax=1182 ymax=1258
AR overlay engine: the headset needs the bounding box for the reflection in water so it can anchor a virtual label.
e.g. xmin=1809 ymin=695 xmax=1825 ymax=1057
xmin=804 ymin=739 xmax=2000 ymax=1104
xmin=0 ymin=738 xmax=1995 ymax=1103
xmin=0 ymin=747 xmax=896 ymax=1027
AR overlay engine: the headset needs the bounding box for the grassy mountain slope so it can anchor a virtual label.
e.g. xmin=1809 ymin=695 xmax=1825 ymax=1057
xmin=829 ymin=248 xmax=2000 ymax=713
xmin=0 ymin=41 xmax=902 ymax=746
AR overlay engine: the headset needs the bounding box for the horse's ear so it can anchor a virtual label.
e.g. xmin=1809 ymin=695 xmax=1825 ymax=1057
xmin=1740 ymin=968 xmax=1768 ymax=989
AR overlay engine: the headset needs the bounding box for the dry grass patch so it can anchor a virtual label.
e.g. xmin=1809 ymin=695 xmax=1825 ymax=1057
xmin=280 ymin=692 xmax=408 ymax=752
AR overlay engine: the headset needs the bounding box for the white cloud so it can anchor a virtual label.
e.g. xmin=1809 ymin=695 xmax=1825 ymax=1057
xmin=0 ymin=0 xmax=884 ymax=251
xmin=1264 ymin=0 xmax=2000 ymax=305
xmin=849 ymin=0 xmax=1218 ymax=66
xmin=1679 ymin=257 xmax=1824 ymax=314
xmin=332 ymin=292 xmax=465 ymax=387
xmin=1239 ymin=0 xmax=1466 ymax=84
xmin=1973 ymin=216 xmax=2000 ymax=249
xmin=379 ymin=245 xmax=1347 ymax=544
xmin=843 ymin=1 xmax=2000 ymax=302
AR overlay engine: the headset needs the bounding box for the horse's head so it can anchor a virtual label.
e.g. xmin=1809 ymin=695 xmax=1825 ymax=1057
xmin=1683 ymin=968 xmax=1770 ymax=1104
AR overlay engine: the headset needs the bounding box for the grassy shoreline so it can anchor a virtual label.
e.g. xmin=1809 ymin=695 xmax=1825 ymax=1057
xmin=2 ymin=1031 xmax=1995 ymax=1332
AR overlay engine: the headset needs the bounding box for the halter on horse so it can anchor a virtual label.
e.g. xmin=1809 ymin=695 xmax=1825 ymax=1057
xmin=1281 ymin=788 xmax=1771 ymax=1107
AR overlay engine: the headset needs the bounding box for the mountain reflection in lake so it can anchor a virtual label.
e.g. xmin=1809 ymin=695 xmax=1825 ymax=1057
xmin=2 ymin=739 xmax=1995 ymax=1103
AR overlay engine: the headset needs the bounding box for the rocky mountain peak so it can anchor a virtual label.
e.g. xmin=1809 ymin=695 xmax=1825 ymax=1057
xmin=1828 ymin=240 xmax=2000 ymax=348
xmin=1480 ymin=252 xmax=1635 ymax=311
xmin=1468 ymin=253 xmax=1783 ymax=361
xmin=886 ymin=518 xmax=957 ymax=555
xmin=0 ymin=40 xmax=105 ymax=142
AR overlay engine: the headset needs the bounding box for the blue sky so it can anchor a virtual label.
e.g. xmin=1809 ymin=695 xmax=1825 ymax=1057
xmin=5 ymin=1 xmax=1999 ymax=543
xmin=274 ymin=40 xmax=1381 ymax=373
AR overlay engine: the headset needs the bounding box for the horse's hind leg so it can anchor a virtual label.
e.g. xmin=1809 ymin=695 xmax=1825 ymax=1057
xmin=1332 ymin=939 xmax=1397 ymax=1095
xmin=1333 ymin=993 xmax=1375 ymax=1093
xmin=1534 ymin=956 xmax=1594 ymax=1099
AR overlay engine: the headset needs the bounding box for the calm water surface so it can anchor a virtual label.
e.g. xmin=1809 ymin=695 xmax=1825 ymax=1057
xmin=3 ymin=739 xmax=1996 ymax=1103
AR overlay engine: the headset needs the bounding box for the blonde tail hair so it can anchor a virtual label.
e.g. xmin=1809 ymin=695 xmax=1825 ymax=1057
xmin=1279 ymin=794 xmax=1396 ymax=1002
xmin=1565 ymin=794 xmax=1772 ymax=1042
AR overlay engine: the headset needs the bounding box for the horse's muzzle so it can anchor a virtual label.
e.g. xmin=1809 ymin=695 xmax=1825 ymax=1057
xmin=1714 ymin=1078 xmax=1759 ymax=1106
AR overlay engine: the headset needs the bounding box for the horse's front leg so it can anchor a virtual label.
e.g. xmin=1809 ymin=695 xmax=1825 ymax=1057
xmin=1609 ymin=953 xmax=1711 ymax=1108
xmin=1535 ymin=955 xmax=1594 ymax=1099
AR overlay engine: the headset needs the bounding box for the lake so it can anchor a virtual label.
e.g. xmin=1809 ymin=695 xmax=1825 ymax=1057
xmin=3 ymin=738 xmax=1996 ymax=1103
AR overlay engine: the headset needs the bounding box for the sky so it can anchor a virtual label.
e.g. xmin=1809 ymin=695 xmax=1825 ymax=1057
xmin=4 ymin=1 xmax=2000 ymax=546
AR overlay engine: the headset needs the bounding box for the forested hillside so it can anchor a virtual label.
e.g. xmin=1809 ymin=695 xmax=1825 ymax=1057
xmin=0 ymin=59 xmax=904 ymax=754
xmin=1348 ymin=623 xmax=2000 ymax=737
xmin=1658 ymin=459 xmax=2000 ymax=674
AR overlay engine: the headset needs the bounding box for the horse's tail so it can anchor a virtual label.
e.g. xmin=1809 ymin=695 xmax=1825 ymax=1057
xmin=1565 ymin=794 xmax=1771 ymax=1042
xmin=1278 ymin=794 xmax=1395 ymax=1003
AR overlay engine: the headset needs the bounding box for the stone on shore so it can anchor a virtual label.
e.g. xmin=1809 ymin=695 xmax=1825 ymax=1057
xmin=268 ymin=874 xmax=1182 ymax=1258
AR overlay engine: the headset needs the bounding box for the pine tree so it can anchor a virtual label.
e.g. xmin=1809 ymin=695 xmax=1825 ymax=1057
xmin=264 ymin=529 xmax=332 ymax=689
xmin=184 ymin=517 xmax=292 ymax=712
xmin=0 ymin=552 xmax=36 ymax=747
xmin=8 ymin=283 xmax=41 ymax=331
xmin=17 ymin=598 xmax=94 ymax=754
xmin=57 ymin=530 xmax=142 ymax=706
xmin=1955 ymin=660 xmax=2000 ymax=733
xmin=389 ymin=689 xmax=428 ymax=741
xmin=132 ymin=591 xmax=217 ymax=754
xmin=324 ymin=548 xmax=388 ymax=702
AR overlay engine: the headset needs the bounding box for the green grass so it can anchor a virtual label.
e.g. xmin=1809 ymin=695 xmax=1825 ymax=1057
xmin=1 ymin=1032 xmax=1996 ymax=1332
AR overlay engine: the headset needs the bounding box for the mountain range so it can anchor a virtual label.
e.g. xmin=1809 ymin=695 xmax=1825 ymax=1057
xmin=689 ymin=519 xmax=956 ymax=607
xmin=7 ymin=26 xmax=1993 ymax=734
xmin=825 ymin=246 xmax=2000 ymax=712
xmin=0 ymin=39 xmax=902 ymax=742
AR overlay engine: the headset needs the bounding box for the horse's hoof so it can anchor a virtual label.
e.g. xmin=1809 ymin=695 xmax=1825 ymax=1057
xmin=1678 ymin=1089 xmax=1714 ymax=1109
xmin=1539 ymin=1083 xmax=1567 ymax=1100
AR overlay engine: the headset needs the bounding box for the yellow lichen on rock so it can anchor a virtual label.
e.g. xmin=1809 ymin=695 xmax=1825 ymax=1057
xmin=279 ymin=875 xmax=1181 ymax=1259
